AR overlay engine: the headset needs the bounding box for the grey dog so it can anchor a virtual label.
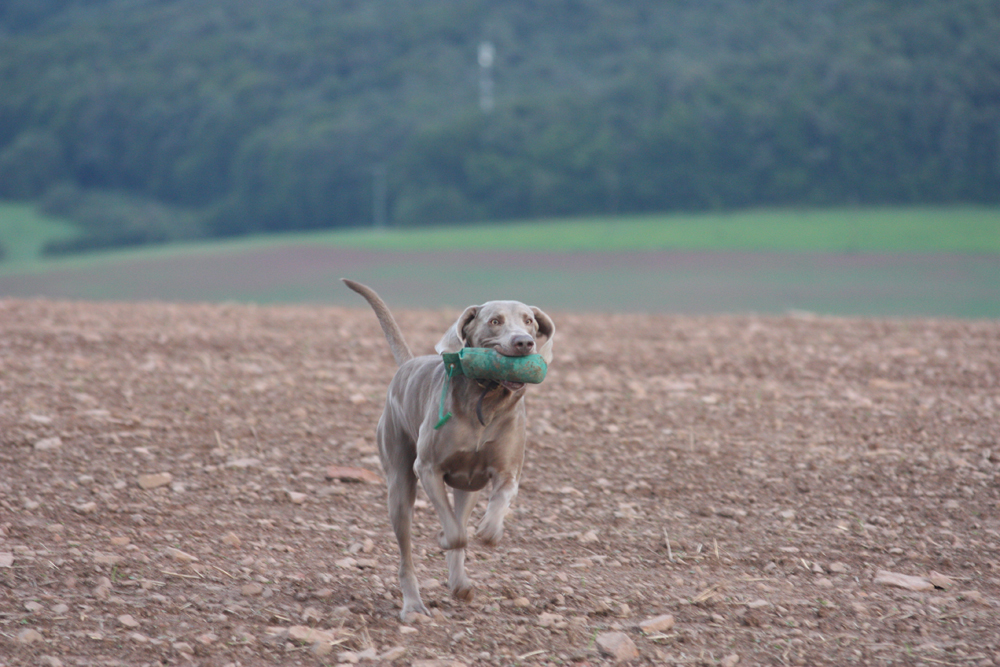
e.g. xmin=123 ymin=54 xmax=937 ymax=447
xmin=343 ymin=280 xmax=555 ymax=620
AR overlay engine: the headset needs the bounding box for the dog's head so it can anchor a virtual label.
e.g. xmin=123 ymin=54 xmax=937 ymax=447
xmin=435 ymin=301 xmax=555 ymax=365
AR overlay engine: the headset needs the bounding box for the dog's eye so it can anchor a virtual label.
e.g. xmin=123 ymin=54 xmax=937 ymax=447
xmin=490 ymin=318 xmax=502 ymax=326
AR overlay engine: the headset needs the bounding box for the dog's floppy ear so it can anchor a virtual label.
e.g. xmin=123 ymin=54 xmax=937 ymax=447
xmin=530 ymin=307 xmax=555 ymax=364
xmin=435 ymin=306 xmax=479 ymax=354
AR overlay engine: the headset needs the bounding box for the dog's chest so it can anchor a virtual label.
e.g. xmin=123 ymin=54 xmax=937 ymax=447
xmin=440 ymin=448 xmax=492 ymax=492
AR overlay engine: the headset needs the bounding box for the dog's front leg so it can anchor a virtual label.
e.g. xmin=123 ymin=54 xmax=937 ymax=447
xmin=476 ymin=472 xmax=518 ymax=546
xmin=413 ymin=454 xmax=468 ymax=551
xmin=446 ymin=488 xmax=481 ymax=601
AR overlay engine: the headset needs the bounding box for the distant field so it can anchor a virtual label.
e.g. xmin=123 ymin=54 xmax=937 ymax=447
xmin=0 ymin=203 xmax=78 ymax=263
xmin=307 ymin=206 xmax=1000 ymax=254
xmin=2 ymin=205 xmax=1000 ymax=270
xmin=1 ymin=205 xmax=998 ymax=317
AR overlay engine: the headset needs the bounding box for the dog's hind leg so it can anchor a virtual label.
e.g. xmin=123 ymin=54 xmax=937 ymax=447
xmin=446 ymin=488 xmax=481 ymax=601
xmin=386 ymin=465 xmax=429 ymax=621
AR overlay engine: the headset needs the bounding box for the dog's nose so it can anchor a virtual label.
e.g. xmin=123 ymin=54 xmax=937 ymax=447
xmin=512 ymin=335 xmax=535 ymax=354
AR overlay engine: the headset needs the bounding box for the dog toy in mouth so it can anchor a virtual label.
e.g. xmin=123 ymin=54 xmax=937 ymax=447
xmin=435 ymin=348 xmax=547 ymax=429
xmin=442 ymin=348 xmax=548 ymax=384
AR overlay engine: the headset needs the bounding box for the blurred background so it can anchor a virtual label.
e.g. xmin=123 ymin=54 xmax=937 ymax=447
xmin=0 ymin=0 xmax=997 ymax=316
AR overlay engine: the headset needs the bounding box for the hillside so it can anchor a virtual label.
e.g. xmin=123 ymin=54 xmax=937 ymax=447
xmin=1 ymin=0 xmax=999 ymax=252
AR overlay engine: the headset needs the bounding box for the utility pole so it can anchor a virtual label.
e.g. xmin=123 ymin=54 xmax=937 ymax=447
xmin=372 ymin=163 xmax=387 ymax=231
xmin=478 ymin=41 xmax=495 ymax=113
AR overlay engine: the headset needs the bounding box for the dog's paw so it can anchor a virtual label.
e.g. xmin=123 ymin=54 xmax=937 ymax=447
xmin=451 ymin=581 xmax=475 ymax=602
xmin=475 ymin=520 xmax=504 ymax=547
xmin=436 ymin=529 xmax=467 ymax=551
xmin=400 ymin=602 xmax=432 ymax=623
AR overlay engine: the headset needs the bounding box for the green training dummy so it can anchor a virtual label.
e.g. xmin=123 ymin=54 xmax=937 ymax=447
xmin=435 ymin=348 xmax=548 ymax=428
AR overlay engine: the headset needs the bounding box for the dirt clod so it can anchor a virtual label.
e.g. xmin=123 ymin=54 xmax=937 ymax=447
xmin=639 ymin=613 xmax=676 ymax=633
xmin=596 ymin=631 xmax=640 ymax=662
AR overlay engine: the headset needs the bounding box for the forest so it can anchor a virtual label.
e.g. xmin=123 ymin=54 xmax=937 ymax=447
xmin=1 ymin=0 xmax=998 ymax=254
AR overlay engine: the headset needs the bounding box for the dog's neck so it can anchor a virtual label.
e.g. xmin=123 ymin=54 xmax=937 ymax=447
xmin=453 ymin=376 xmax=524 ymax=430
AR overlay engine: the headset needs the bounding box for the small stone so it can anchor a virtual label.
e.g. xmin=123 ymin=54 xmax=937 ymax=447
xmin=928 ymin=571 xmax=954 ymax=589
xmin=241 ymin=583 xmax=264 ymax=596
xmin=110 ymin=536 xmax=131 ymax=547
xmin=286 ymin=490 xmax=307 ymax=504
xmin=34 ymin=437 xmax=62 ymax=451
xmin=17 ymin=628 xmax=44 ymax=644
xmin=335 ymin=557 xmax=358 ymax=569
xmin=337 ymin=651 xmax=360 ymax=664
xmin=399 ymin=625 xmax=419 ymax=635
xmin=579 ymin=530 xmax=599 ymax=544
xmin=874 ymin=570 xmax=933 ymax=592
xmin=93 ymin=552 xmax=124 ymax=566
xmin=513 ymin=596 xmax=531 ymax=608
xmin=196 ymin=632 xmax=218 ymax=645
xmin=173 ymin=642 xmax=194 ymax=654
xmin=324 ymin=465 xmax=383 ymax=484
xmin=118 ymin=614 xmax=140 ymax=628
xmin=721 ymin=654 xmax=740 ymax=667
xmin=639 ymin=613 xmax=675 ymax=633
xmin=596 ymin=631 xmax=639 ymax=662
xmin=618 ymin=602 xmax=631 ymax=617
xmin=222 ymin=532 xmax=241 ymax=547
xmin=0 ymin=552 xmax=13 ymax=568
xmin=312 ymin=641 xmax=334 ymax=657
xmin=129 ymin=632 xmax=150 ymax=643
xmin=165 ymin=547 xmax=198 ymax=563
xmin=361 ymin=538 xmax=375 ymax=553
xmin=828 ymin=562 xmax=849 ymax=574
xmin=958 ymin=589 xmax=987 ymax=604
xmin=39 ymin=657 xmax=63 ymax=667
xmin=592 ymin=598 xmax=613 ymax=614
xmin=226 ymin=457 xmax=262 ymax=469
xmin=538 ymin=612 xmax=564 ymax=627
xmin=52 ymin=603 xmax=70 ymax=615
xmin=380 ymin=646 xmax=407 ymax=661
xmin=24 ymin=600 xmax=43 ymax=613
xmin=93 ymin=576 xmax=113 ymax=599
xmin=850 ymin=602 xmax=870 ymax=617
xmin=778 ymin=509 xmax=796 ymax=520
xmin=74 ymin=501 xmax=98 ymax=514
xmin=288 ymin=626 xmax=339 ymax=643
xmin=747 ymin=599 xmax=770 ymax=609
xmin=137 ymin=472 xmax=173 ymax=490
xmin=357 ymin=647 xmax=379 ymax=660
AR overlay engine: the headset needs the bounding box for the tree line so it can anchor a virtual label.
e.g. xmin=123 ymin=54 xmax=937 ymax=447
xmin=1 ymin=0 xmax=998 ymax=254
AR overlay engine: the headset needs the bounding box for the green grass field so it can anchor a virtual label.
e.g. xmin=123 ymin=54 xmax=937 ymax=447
xmin=0 ymin=203 xmax=78 ymax=264
xmin=2 ymin=204 xmax=1000 ymax=273
xmin=2 ymin=203 xmax=998 ymax=317
xmin=308 ymin=206 xmax=1000 ymax=254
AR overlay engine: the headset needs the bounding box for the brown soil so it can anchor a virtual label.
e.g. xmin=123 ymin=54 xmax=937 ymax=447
xmin=1 ymin=298 xmax=998 ymax=666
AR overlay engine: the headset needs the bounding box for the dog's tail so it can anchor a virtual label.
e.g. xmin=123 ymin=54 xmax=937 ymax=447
xmin=342 ymin=279 xmax=414 ymax=366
